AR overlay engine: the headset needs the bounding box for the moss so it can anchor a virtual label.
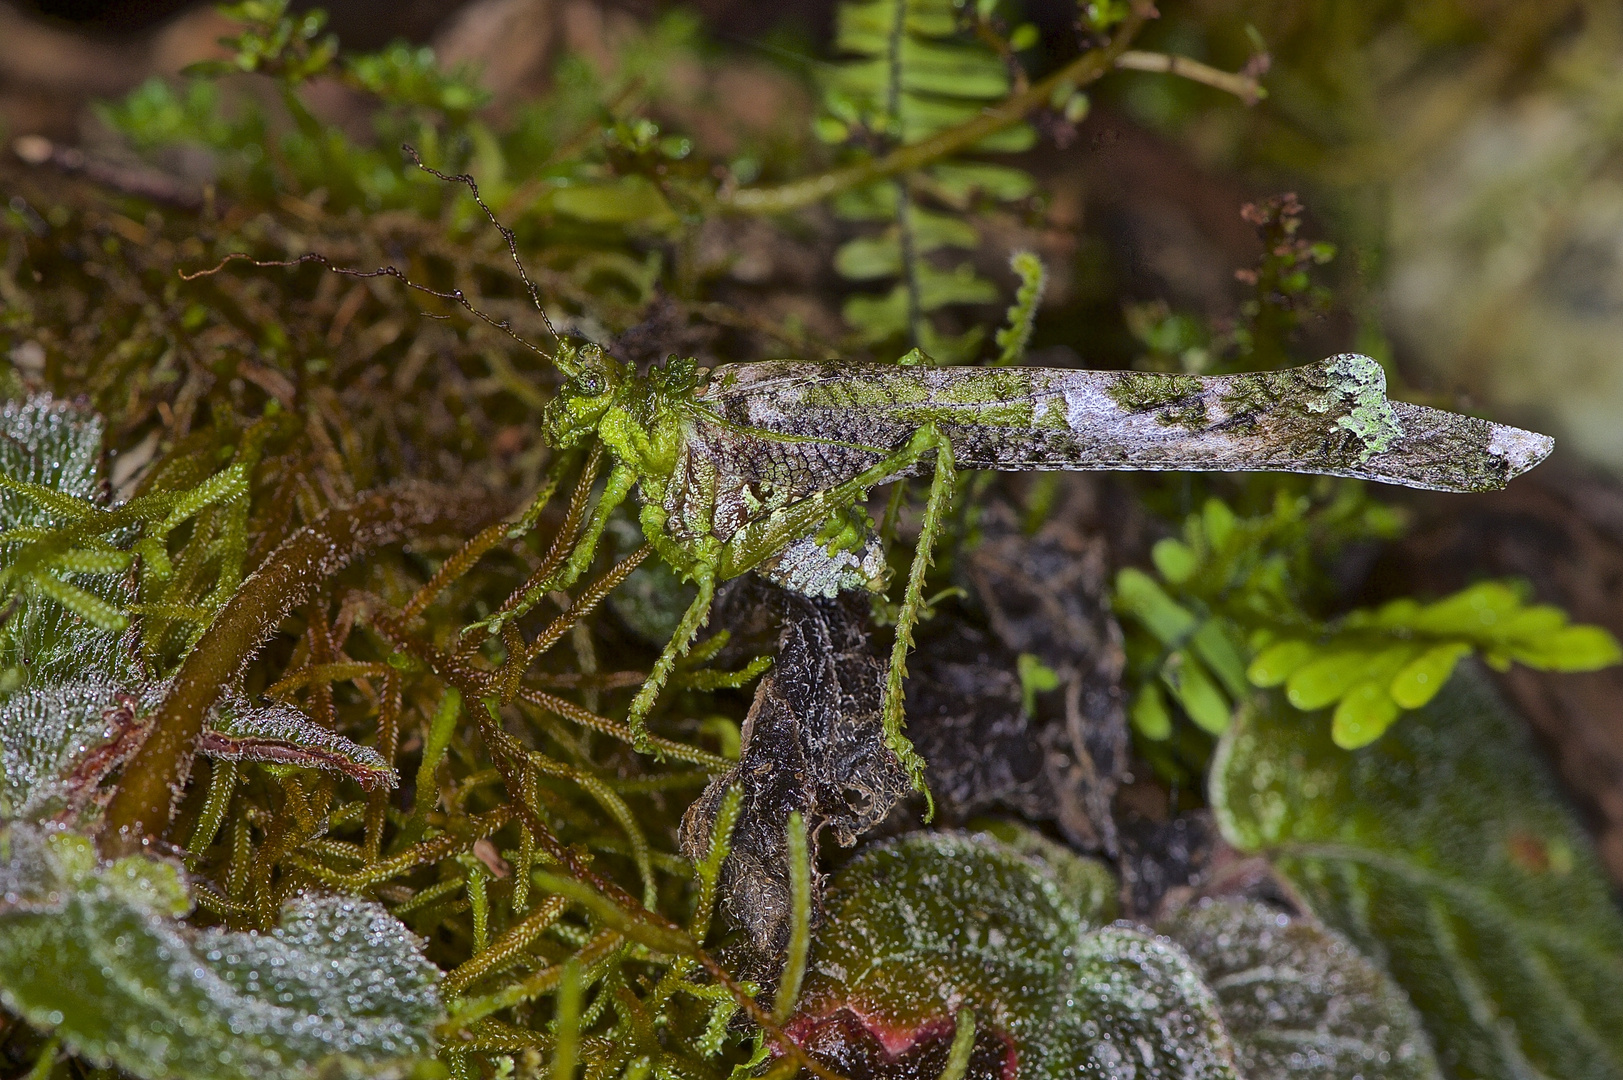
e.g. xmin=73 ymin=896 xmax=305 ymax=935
xmin=1106 ymin=371 xmax=1208 ymax=429
xmin=799 ymin=370 xmax=931 ymax=409
xmin=1324 ymin=354 xmax=1400 ymax=460
xmin=1218 ymin=357 xmax=1399 ymax=463
xmin=1037 ymin=396 xmax=1070 ymax=429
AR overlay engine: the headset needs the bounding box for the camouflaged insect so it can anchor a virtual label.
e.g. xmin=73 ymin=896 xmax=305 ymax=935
xmin=537 ymin=343 xmax=1552 ymax=794
xmin=192 ymin=159 xmax=1555 ymax=799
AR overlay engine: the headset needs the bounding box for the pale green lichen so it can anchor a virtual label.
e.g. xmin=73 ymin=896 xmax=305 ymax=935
xmin=1322 ymin=354 xmax=1400 ymax=461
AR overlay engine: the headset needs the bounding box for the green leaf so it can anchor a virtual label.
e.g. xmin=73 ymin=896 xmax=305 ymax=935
xmin=1247 ymin=639 xmax=1315 ymax=687
xmin=834 ymin=235 xmax=902 ymax=280
xmin=1508 ymin=625 xmax=1623 ymax=671
xmin=1285 ymin=647 xmax=1376 ymax=710
xmin=0 ymin=396 xmax=104 ymax=531
xmin=1190 ymin=619 xmax=1250 ymax=698
xmin=0 ymin=395 xmax=136 ymax=691
xmin=1212 ymin=668 xmax=1623 ymax=1080
xmin=927 ymin=162 xmax=1035 ymax=201
xmin=1496 ymin=604 xmax=1569 ymax=642
xmin=971 ymin=821 xmax=1119 ymax=924
xmin=1115 ymin=567 xmax=1199 ymax=645
xmin=1161 ymin=650 xmax=1232 ymax=734
xmin=842 ymin=285 xmax=911 ymax=340
xmin=1131 ymin=683 xmax=1173 ymax=740
xmin=0 ymin=679 xmax=145 ymax=820
xmin=1162 ymin=897 xmax=1441 ymax=1080
xmin=835 ymin=0 xmax=954 ymax=55
xmin=1330 ymin=680 xmax=1401 ymax=748
xmin=915 ymin=261 xmax=999 ymax=310
xmin=204 ymin=691 xmax=398 ymax=791
xmin=1389 ymin=642 xmax=1472 ymax=709
xmin=550 ymin=177 xmax=674 ymax=226
xmin=907 ymin=206 xmax=980 ymax=252
xmin=1008 ymin=23 xmax=1039 ymax=51
xmin=916 ymin=321 xmax=986 ymax=364
xmin=1016 ymin=652 xmax=1060 ymax=716
xmin=0 ymin=825 xmax=442 ymax=1079
xmin=831 ymin=182 xmax=898 ymax=221
xmin=833 ymin=42 xmax=1010 ymax=100
xmin=1202 ymin=497 xmax=1237 ymax=550
xmin=794 ymin=832 xmax=1239 ymax=1080
xmin=344 ymin=42 xmax=490 ymax=114
xmin=1405 ymin=580 xmax=1525 ymax=637
xmin=1151 ymin=537 xmax=1198 ymax=584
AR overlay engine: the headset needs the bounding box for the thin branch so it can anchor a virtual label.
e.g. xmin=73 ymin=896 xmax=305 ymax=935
xmin=1114 ymin=50 xmax=1267 ymax=105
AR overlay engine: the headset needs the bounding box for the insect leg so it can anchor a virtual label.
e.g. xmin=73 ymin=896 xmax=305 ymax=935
xmin=626 ymin=564 xmax=717 ymax=751
xmin=489 ymin=461 xmax=637 ymax=635
xmin=715 ymin=424 xmax=953 ymax=804
xmin=882 ymin=424 xmax=954 ymax=812
xmin=557 ymin=462 xmax=636 ymax=591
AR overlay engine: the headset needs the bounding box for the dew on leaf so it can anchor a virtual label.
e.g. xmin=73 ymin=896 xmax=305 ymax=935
xmin=0 ymin=823 xmax=443 ymax=1080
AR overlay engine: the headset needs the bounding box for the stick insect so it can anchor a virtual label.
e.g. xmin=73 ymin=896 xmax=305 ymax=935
xmin=195 ymin=156 xmax=1554 ymax=799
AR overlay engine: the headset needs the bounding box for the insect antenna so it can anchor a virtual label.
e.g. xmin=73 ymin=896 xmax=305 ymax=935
xmin=182 ymin=143 xmax=580 ymax=368
xmin=180 ymin=252 xmax=556 ymax=365
xmin=400 ymin=143 xmax=562 ymax=346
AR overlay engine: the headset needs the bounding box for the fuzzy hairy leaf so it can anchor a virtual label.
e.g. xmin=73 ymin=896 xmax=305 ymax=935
xmin=1211 ymin=666 xmax=1623 ymax=1080
xmin=0 ymin=678 xmax=146 ymax=819
xmin=790 ymin=831 xmax=1241 ymax=1080
xmin=206 ymin=691 xmax=397 ymax=790
xmin=0 ymin=394 xmax=104 ymax=531
xmin=0 ymin=678 xmax=391 ymax=823
xmin=0 ymin=393 xmax=139 ymax=690
xmin=0 ymin=825 xmax=442 ymax=1080
xmin=1161 ymin=898 xmax=1440 ymax=1080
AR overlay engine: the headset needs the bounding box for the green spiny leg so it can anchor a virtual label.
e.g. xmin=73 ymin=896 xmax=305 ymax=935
xmin=557 ymin=461 xmax=637 ymax=591
xmin=486 ymin=461 xmax=636 ymax=636
xmin=720 ymin=425 xmax=945 ymax=580
xmin=626 ymin=563 xmax=717 ymax=751
xmin=883 ymin=425 xmax=953 ymax=811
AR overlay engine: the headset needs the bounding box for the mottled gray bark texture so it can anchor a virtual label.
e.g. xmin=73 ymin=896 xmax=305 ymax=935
xmin=694 ymin=353 xmax=1550 ymax=496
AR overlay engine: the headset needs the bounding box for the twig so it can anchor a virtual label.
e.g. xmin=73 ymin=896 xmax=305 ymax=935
xmin=1114 ymin=50 xmax=1267 ymax=105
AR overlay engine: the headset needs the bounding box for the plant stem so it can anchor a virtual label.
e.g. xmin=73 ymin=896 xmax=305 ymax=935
xmin=1114 ymin=50 xmax=1267 ymax=104
xmin=100 ymin=482 xmax=500 ymax=855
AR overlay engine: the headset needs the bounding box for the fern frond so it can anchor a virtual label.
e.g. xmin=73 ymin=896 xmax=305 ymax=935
xmin=820 ymin=0 xmax=1041 ymax=361
xmin=1115 ymin=495 xmax=1622 ymax=753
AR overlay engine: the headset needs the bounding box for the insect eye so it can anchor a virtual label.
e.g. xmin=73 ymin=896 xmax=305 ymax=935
xmin=576 ymin=372 xmax=605 ymax=396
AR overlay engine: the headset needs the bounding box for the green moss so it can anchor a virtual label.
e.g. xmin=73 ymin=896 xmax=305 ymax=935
xmin=935 ymin=367 xmax=1033 ymax=406
xmin=1218 ymin=357 xmax=1400 ymax=463
xmin=1106 ymin=371 xmax=1208 ymax=428
xmin=1036 ymin=396 xmax=1070 ymax=429
xmin=799 ymin=371 xmax=931 ymax=409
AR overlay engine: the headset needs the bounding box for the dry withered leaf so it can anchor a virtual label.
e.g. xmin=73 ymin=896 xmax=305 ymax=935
xmin=908 ymin=495 xmax=1128 ymax=852
xmin=680 ymin=584 xmax=911 ymax=955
